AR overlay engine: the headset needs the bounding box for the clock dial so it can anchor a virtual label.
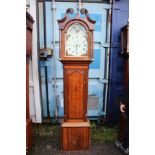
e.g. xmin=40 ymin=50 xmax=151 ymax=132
xmin=65 ymin=23 xmax=88 ymax=56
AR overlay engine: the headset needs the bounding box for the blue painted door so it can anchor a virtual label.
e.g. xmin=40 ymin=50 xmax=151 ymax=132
xmin=39 ymin=2 xmax=111 ymax=118
xmin=107 ymin=0 xmax=129 ymax=125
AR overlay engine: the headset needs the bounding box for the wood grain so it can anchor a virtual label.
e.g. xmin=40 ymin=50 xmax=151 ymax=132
xmin=61 ymin=120 xmax=90 ymax=151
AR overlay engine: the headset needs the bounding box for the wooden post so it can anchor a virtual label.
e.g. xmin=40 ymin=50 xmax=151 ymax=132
xmin=26 ymin=11 xmax=34 ymax=153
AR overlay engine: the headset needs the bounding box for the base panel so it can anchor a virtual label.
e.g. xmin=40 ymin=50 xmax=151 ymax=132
xmin=26 ymin=118 xmax=33 ymax=153
xmin=60 ymin=120 xmax=90 ymax=151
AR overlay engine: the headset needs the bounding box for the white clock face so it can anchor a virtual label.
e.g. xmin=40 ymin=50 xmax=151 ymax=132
xmin=65 ymin=23 xmax=88 ymax=56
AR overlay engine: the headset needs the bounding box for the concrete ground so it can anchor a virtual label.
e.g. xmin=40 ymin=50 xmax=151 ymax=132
xmin=29 ymin=123 xmax=124 ymax=155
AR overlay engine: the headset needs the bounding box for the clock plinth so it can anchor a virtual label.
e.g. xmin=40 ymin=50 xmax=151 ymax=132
xmin=61 ymin=120 xmax=90 ymax=151
xmin=58 ymin=8 xmax=96 ymax=151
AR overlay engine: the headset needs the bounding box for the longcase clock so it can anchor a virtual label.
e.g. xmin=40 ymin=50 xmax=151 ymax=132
xmin=58 ymin=8 xmax=96 ymax=151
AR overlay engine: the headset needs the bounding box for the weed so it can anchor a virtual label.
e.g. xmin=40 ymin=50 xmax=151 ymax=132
xmin=91 ymin=122 xmax=119 ymax=143
xmin=33 ymin=123 xmax=119 ymax=143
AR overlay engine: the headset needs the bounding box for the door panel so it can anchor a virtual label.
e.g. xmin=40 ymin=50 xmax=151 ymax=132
xmin=67 ymin=71 xmax=85 ymax=119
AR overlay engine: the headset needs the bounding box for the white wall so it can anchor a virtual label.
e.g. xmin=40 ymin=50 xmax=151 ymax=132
xmin=27 ymin=0 xmax=42 ymax=123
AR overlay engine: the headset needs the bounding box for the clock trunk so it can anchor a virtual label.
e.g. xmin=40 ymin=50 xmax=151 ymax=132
xmin=63 ymin=62 xmax=89 ymax=122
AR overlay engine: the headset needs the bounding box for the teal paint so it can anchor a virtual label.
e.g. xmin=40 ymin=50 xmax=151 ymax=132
xmin=90 ymin=49 xmax=101 ymax=69
xmin=40 ymin=61 xmax=48 ymax=117
xmin=89 ymin=14 xmax=102 ymax=31
xmin=46 ymin=58 xmax=53 ymax=116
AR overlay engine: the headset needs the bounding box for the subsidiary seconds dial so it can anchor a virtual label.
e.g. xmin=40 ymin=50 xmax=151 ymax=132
xmin=65 ymin=23 xmax=88 ymax=56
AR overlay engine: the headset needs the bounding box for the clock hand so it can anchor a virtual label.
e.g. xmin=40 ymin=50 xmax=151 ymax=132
xmin=76 ymin=44 xmax=78 ymax=55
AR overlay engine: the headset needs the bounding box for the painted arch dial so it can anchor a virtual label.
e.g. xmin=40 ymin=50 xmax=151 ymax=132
xmin=65 ymin=23 xmax=88 ymax=56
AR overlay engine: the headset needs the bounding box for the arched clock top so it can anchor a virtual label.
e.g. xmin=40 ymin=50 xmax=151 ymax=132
xmin=58 ymin=8 xmax=96 ymax=61
xmin=80 ymin=8 xmax=96 ymax=25
xmin=64 ymin=20 xmax=89 ymax=33
xmin=58 ymin=8 xmax=96 ymax=31
xmin=57 ymin=8 xmax=74 ymax=24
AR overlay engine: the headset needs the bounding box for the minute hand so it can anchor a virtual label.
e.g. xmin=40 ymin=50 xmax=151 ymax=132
xmin=76 ymin=44 xmax=78 ymax=55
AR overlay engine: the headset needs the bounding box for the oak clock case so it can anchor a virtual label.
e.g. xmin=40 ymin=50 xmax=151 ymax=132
xmin=58 ymin=8 xmax=96 ymax=151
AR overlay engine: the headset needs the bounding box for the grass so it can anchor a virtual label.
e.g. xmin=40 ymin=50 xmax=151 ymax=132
xmin=33 ymin=124 xmax=59 ymax=137
xmin=90 ymin=122 xmax=119 ymax=143
xmin=33 ymin=122 xmax=119 ymax=143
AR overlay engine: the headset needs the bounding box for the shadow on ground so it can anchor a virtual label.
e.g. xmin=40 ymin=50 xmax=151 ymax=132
xmin=29 ymin=123 xmax=124 ymax=155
